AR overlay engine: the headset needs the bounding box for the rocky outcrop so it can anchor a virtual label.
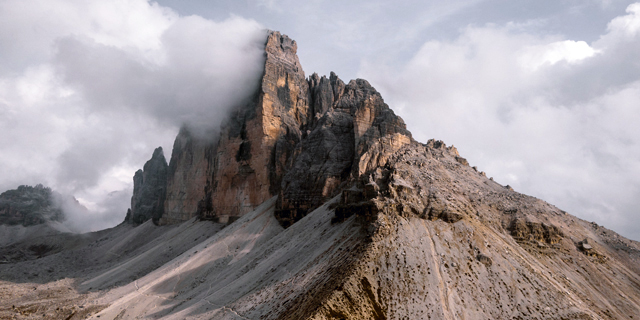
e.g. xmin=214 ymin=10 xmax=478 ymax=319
xmin=157 ymin=31 xmax=411 ymax=226
xmin=127 ymin=147 xmax=168 ymax=225
xmin=274 ymin=74 xmax=412 ymax=227
xmin=0 ymin=184 xmax=64 ymax=226
xmin=160 ymin=128 xmax=213 ymax=224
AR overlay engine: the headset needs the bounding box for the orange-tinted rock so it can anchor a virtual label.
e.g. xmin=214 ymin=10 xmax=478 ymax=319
xmin=160 ymin=31 xmax=310 ymax=224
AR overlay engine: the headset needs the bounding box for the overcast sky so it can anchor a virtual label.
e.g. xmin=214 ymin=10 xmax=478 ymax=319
xmin=1 ymin=0 xmax=639 ymax=239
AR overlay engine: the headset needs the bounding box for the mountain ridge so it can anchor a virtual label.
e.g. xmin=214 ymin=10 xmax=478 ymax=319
xmin=1 ymin=30 xmax=638 ymax=319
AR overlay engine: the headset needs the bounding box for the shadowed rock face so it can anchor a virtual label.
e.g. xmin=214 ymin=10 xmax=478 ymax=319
xmin=157 ymin=31 xmax=311 ymax=225
xmin=127 ymin=147 xmax=168 ymax=225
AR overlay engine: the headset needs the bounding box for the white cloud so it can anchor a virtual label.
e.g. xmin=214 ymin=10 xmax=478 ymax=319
xmin=519 ymin=40 xmax=599 ymax=70
xmin=0 ymin=0 xmax=265 ymax=232
xmin=607 ymin=3 xmax=640 ymax=37
xmin=361 ymin=3 xmax=640 ymax=240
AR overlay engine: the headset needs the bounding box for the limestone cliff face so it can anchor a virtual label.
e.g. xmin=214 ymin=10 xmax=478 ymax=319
xmin=127 ymin=147 xmax=168 ymax=225
xmin=201 ymin=30 xmax=310 ymax=221
xmin=160 ymin=31 xmax=310 ymax=224
xmin=156 ymin=31 xmax=411 ymax=226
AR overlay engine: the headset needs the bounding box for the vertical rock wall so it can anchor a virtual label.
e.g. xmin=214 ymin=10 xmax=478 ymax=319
xmin=154 ymin=30 xmax=412 ymax=227
xmin=160 ymin=129 xmax=213 ymax=224
xmin=274 ymin=75 xmax=412 ymax=227
xmin=159 ymin=31 xmax=310 ymax=224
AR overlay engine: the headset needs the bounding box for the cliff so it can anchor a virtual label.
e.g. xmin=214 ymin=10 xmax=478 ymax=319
xmin=156 ymin=31 xmax=411 ymax=226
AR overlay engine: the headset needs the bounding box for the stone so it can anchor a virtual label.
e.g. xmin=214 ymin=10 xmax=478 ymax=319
xmin=159 ymin=31 xmax=311 ymax=225
xmin=275 ymin=74 xmax=412 ymax=226
xmin=128 ymin=147 xmax=168 ymax=225
xmin=507 ymin=217 xmax=563 ymax=244
xmin=477 ymin=253 xmax=493 ymax=267
xmin=579 ymin=238 xmax=594 ymax=251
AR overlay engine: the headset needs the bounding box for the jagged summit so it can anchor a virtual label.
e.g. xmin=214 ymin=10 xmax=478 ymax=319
xmin=129 ymin=31 xmax=412 ymax=227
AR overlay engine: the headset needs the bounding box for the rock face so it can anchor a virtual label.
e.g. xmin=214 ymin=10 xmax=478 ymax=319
xmin=0 ymin=184 xmax=64 ymax=226
xmin=277 ymin=141 xmax=640 ymax=320
xmin=275 ymin=74 xmax=412 ymax=227
xmin=127 ymin=147 xmax=168 ymax=225
xmin=160 ymin=31 xmax=310 ymax=224
xmin=156 ymin=31 xmax=410 ymax=226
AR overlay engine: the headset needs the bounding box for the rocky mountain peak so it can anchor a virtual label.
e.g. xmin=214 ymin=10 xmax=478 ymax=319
xmin=128 ymin=30 xmax=409 ymax=227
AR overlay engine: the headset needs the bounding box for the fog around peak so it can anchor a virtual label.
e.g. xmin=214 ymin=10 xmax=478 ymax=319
xmin=0 ymin=0 xmax=266 ymax=232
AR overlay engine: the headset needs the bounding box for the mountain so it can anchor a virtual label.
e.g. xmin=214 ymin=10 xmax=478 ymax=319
xmin=127 ymin=31 xmax=412 ymax=228
xmin=1 ymin=31 xmax=639 ymax=319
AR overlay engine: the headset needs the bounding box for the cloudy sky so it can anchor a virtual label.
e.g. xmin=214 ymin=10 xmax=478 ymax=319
xmin=1 ymin=0 xmax=639 ymax=239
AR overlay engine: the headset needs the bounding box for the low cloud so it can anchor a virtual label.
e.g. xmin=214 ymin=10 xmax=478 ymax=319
xmin=0 ymin=0 xmax=266 ymax=232
xmin=361 ymin=3 xmax=640 ymax=240
xmin=55 ymin=15 xmax=266 ymax=137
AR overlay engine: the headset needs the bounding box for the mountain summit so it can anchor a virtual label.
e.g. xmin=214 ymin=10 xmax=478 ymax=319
xmin=128 ymin=31 xmax=412 ymax=228
xmin=109 ymin=30 xmax=640 ymax=319
xmin=2 ymin=31 xmax=639 ymax=319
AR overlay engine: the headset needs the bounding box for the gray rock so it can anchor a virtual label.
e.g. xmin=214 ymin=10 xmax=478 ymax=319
xmin=127 ymin=147 xmax=168 ymax=225
xmin=275 ymin=73 xmax=412 ymax=227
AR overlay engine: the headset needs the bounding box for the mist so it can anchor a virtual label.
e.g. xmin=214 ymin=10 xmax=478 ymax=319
xmin=0 ymin=0 xmax=266 ymax=233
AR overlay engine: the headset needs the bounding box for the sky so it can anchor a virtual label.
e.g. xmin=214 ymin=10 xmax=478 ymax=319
xmin=1 ymin=0 xmax=639 ymax=239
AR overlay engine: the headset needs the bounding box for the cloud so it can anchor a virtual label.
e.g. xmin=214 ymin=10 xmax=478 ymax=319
xmin=0 ymin=0 xmax=266 ymax=232
xmin=55 ymin=15 xmax=266 ymax=136
xmin=361 ymin=3 xmax=640 ymax=240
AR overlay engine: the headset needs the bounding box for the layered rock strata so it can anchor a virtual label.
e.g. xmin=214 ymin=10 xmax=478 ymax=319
xmin=275 ymin=74 xmax=412 ymax=227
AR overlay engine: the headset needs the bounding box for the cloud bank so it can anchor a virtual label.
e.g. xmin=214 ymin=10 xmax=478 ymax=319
xmin=0 ymin=0 xmax=266 ymax=232
xmin=362 ymin=3 xmax=640 ymax=240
